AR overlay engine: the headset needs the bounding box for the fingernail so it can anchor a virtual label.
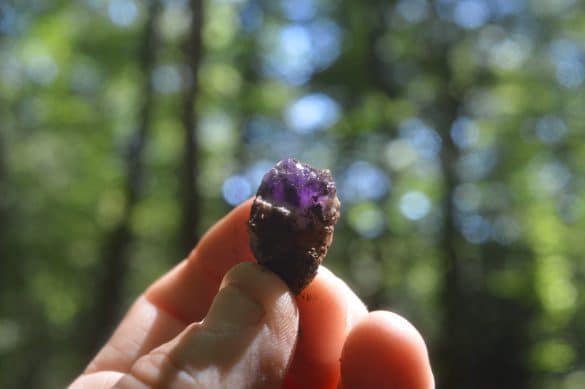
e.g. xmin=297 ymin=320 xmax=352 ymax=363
xmin=204 ymin=284 xmax=264 ymax=331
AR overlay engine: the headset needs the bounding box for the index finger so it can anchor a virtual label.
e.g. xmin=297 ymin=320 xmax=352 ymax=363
xmin=145 ymin=198 xmax=256 ymax=322
xmin=86 ymin=199 xmax=256 ymax=374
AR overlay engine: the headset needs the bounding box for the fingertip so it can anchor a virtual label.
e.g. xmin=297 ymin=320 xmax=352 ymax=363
xmin=197 ymin=262 xmax=299 ymax=387
xmin=340 ymin=311 xmax=434 ymax=389
xmin=218 ymin=262 xmax=299 ymax=329
xmin=192 ymin=198 xmax=256 ymax=277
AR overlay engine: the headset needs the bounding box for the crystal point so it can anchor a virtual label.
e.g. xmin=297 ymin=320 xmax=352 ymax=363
xmin=248 ymin=159 xmax=341 ymax=294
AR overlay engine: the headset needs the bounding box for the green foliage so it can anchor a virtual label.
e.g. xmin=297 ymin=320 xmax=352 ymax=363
xmin=1 ymin=0 xmax=585 ymax=388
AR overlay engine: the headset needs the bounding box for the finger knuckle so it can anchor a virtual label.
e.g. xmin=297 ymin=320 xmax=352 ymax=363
xmin=124 ymin=350 xmax=198 ymax=388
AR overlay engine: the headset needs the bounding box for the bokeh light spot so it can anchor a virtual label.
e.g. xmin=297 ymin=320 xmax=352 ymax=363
xmin=399 ymin=117 xmax=442 ymax=159
xmin=280 ymin=0 xmax=316 ymax=22
xmin=399 ymin=191 xmax=431 ymax=220
xmin=458 ymin=213 xmax=491 ymax=244
xmin=451 ymin=117 xmax=480 ymax=150
xmin=263 ymin=24 xmax=312 ymax=85
xmin=308 ymin=19 xmax=342 ymax=71
xmin=261 ymin=20 xmax=341 ymax=85
xmin=160 ymin=2 xmax=191 ymax=40
xmin=385 ymin=139 xmax=418 ymax=170
xmin=341 ymin=161 xmax=390 ymax=203
xmin=222 ymin=175 xmax=252 ymax=206
xmin=200 ymin=113 xmax=235 ymax=151
xmin=26 ymin=54 xmax=59 ymax=85
xmin=284 ymin=93 xmax=340 ymax=134
xmin=489 ymin=37 xmax=531 ymax=71
xmin=152 ymin=64 xmax=183 ymax=94
xmin=108 ymin=0 xmax=138 ymax=27
xmin=555 ymin=60 xmax=585 ymax=88
xmin=453 ymin=0 xmax=490 ymax=30
xmin=549 ymin=39 xmax=585 ymax=89
xmin=492 ymin=0 xmax=525 ymax=17
xmin=396 ymin=0 xmax=429 ymax=24
xmin=245 ymin=160 xmax=275 ymax=189
xmin=348 ymin=202 xmax=385 ymax=239
xmin=535 ymin=160 xmax=571 ymax=195
xmin=535 ymin=115 xmax=568 ymax=145
xmin=0 ymin=5 xmax=20 ymax=35
xmin=239 ymin=2 xmax=264 ymax=32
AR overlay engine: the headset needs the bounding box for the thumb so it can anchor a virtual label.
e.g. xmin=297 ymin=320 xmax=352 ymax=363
xmin=115 ymin=262 xmax=299 ymax=389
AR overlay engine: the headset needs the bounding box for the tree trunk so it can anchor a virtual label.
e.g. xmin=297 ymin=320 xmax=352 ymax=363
xmin=435 ymin=81 xmax=464 ymax=389
xmin=80 ymin=0 xmax=161 ymax=358
xmin=179 ymin=0 xmax=204 ymax=255
xmin=0 ymin=120 xmax=6 ymax=293
xmin=431 ymin=39 xmax=531 ymax=389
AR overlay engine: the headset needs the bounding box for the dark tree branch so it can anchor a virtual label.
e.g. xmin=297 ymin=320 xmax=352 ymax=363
xmin=428 ymin=33 xmax=531 ymax=388
xmin=0 ymin=115 xmax=6 ymax=286
xmin=80 ymin=0 xmax=161 ymax=358
xmin=179 ymin=0 xmax=203 ymax=255
xmin=434 ymin=60 xmax=464 ymax=389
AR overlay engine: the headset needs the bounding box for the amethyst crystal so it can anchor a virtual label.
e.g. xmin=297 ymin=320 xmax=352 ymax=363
xmin=248 ymin=159 xmax=341 ymax=294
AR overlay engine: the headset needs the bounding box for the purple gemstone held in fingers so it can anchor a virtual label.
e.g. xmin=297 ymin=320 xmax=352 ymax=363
xmin=248 ymin=158 xmax=341 ymax=294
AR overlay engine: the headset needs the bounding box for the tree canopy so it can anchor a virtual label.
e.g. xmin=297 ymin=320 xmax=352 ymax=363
xmin=1 ymin=0 xmax=585 ymax=388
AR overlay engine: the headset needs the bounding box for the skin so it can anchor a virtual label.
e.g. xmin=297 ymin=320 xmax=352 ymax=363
xmin=70 ymin=199 xmax=435 ymax=389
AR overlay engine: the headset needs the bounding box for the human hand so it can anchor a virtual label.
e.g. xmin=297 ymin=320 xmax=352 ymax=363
xmin=70 ymin=199 xmax=434 ymax=389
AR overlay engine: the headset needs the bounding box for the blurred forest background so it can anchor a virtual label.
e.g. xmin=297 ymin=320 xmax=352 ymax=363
xmin=1 ymin=0 xmax=585 ymax=388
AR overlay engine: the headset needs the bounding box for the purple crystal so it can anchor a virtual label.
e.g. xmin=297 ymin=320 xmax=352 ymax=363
xmin=256 ymin=159 xmax=339 ymax=222
xmin=248 ymin=159 xmax=341 ymax=294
